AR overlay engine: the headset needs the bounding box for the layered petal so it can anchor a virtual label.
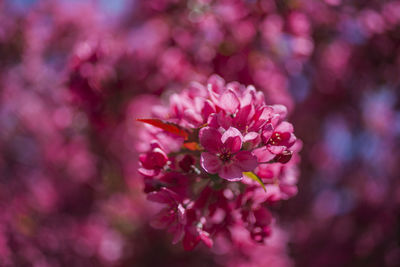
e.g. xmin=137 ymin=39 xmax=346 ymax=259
xmin=199 ymin=127 xmax=223 ymax=153
xmin=219 ymin=163 xmax=243 ymax=181
xmin=201 ymin=152 xmax=222 ymax=174
xmin=219 ymin=89 xmax=240 ymax=114
xmin=221 ymin=127 xmax=243 ymax=153
xmin=234 ymin=151 xmax=258 ymax=171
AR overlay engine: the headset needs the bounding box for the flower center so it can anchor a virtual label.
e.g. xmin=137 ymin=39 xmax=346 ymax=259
xmin=219 ymin=152 xmax=232 ymax=162
xmin=268 ymin=132 xmax=289 ymax=146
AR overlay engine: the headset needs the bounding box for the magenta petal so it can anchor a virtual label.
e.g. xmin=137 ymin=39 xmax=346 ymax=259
xmin=201 ymin=100 xmax=216 ymax=121
xmin=253 ymin=146 xmax=275 ymax=162
xmin=287 ymin=133 xmax=297 ymax=147
xmin=183 ymin=109 xmax=203 ymax=124
xmin=221 ymin=127 xmax=243 ymax=144
xmin=183 ymin=229 xmax=201 ymax=251
xmin=199 ymin=127 xmax=222 ymax=153
xmin=217 ymin=112 xmax=233 ymax=129
xmin=253 ymin=207 xmax=272 ymax=226
xmin=150 ymin=208 xmax=175 ymax=229
xmin=138 ymin=168 xmax=159 ymax=177
xmin=218 ymin=164 xmax=243 ymax=181
xmin=224 ymin=136 xmax=242 ymax=154
xmin=272 ymin=104 xmax=288 ymax=119
xmin=207 ymin=113 xmax=219 ymax=128
xmin=250 ymin=106 xmax=273 ymax=131
xmin=275 ymin=121 xmax=294 ymax=133
xmin=171 ymin=223 xmax=185 ymax=244
xmin=268 ymin=145 xmax=286 ymax=154
xmin=198 ymin=229 xmax=213 ymax=248
xmin=244 ymin=132 xmax=259 ymax=142
xmin=207 ymin=74 xmax=225 ymax=93
xmin=234 ymin=151 xmax=258 ymax=171
xmin=261 ymin=124 xmax=274 ymax=143
xmin=147 ymin=188 xmax=180 ymax=204
xmin=244 ymin=132 xmax=261 ymax=148
xmin=221 ymin=127 xmax=243 ymax=153
xmin=201 ymin=152 xmax=222 ymax=174
xmin=219 ymin=90 xmax=239 ymax=113
xmin=234 ymin=105 xmax=252 ymax=130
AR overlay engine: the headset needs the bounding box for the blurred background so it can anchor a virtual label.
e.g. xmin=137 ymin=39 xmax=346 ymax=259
xmin=0 ymin=0 xmax=400 ymax=266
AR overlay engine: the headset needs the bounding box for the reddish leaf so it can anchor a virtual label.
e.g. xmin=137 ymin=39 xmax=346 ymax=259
xmin=183 ymin=142 xmax=201 ymax=151
xmin=137 ymin=118 xmax=189 ymax=139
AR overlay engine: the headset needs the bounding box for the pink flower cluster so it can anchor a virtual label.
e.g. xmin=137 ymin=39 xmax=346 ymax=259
xmin=138 ymin=75 xmax=301 ymax=250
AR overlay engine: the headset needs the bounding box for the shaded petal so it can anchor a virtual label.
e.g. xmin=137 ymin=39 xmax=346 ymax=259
xmin=234 ymin=151 xmax=258 ymax=171
xmin=219 ymin=164 xmax=243 ymax=181
xmin=221 ymin=127 xmax=243 ymax=153
xmin=207 ymin=74 xmax=225 ymax=93
xmin=201 ymin=100 xmax=216 ymax=121
xmin=261 ymin=124 xmax=274 ymax=143
xmin=171 ymin=222 xmax=185 ymax=244
xmin=286 ymin=133 xmax=297 ymax=148
xmin=138 ymin=168 xmax=159 ymax=177
xmin=221 ymin=127 xmax=242 ymax=142
xmin=219 ymin=90 xmax=240 ymax=114
xmin=183 ymin=109 xmax=203 ymax=124
xmin=207 ymin=113 xmax=219 ymax=128
xmin=250 ymin=106 xmax=273 ymax=131
xmin=201 ymin=152 xmax=222 ymax=174
xmin=198 ymin=229 xmax=213 ymax=248
xmin=244 ymin=132 xmax=259 ymax=142
xmin=244 ymin=132 xmax=261 ymax=148
xmin=275 ymin=121 xmax=294 ymax=133
xmin=139 ymin=148 xmax=168 ymax=169
xmin=217 ymin=112 xmax=233 ymax=129
xmin=233 ymin=105 xmax=253 ymax=130
xmin=253 ymin=146 xmax=275 ymax=162
xmin=183 ymin=228 xmax=200 ymax=251
xmin=199 ymin=127 xmax=222 ymax=153
xmin=256 ymin=164 xmax=275 ymax=179
xmin=268 ymin=145 xmax=286 ymax=154
xmin=147 ymin=187 xmax=180 ymax=204
xmin=253 ymin=207 xmax=272 ymax=226
xmin=150 ymin=208 xmax=175 ymax=229
xmin=272 ymin=104 xmax=288 ymax=119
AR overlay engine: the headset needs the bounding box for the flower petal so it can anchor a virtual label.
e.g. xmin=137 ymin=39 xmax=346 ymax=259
xmin=244 ymin=132 xmax=261 ymax=148
xmin=218 ymin=164 xmax=243 ymax=181
xmin=253 ymin=146 xmax=275 ymax=162
xmin=234 ymin=151 xmax=258 ymax=171
xmin=275 ymin=121 xmax=294 ymax=133
xmin=221 ymin=127 xmax=243 ymax=153
xmin=219 ymin=89 xmax=240 ymax=114
xmin=201 ymin=100 xmax=216 ymax=121
xmin=261 ymin=124 xmax=274 ymax=143
xmin=201 ymin=152 xmax=222 ymax=174
xmin=147 ymin=187 xmax=180 ymax=204
xmin=150 ymin=207 xmax=175 ymax=229
xmin=199 ymin=127 xmax=223 ymax=153
xmin=233 ymin=105 xmax=253 ymax=130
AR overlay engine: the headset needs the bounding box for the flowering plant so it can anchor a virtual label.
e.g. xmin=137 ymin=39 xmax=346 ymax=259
xmin=138 ymin=75 xmax=301 ymax=250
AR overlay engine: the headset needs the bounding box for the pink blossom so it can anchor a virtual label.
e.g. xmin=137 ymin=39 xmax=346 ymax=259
xmin=200 ymin=127 xmax=258 ymax=181
xmin=137 ymin=75 xmax=301 ymax=250
xmin=147 ymin=188 xmax=186 ymax=244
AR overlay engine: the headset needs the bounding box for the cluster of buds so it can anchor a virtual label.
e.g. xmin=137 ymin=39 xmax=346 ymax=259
xmin=138 ymin=75 xmax=301 ymax=250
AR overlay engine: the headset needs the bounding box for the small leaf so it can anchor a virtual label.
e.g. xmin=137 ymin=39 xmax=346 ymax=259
xmin=137 ymin=119 xmax=189 ymax=140
xmin=243 ymin=172 xmax=266 ymax=192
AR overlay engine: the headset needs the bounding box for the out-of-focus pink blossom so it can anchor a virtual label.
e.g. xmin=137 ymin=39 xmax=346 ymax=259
xmin=137 ymin=75 xmax=301 ymax=250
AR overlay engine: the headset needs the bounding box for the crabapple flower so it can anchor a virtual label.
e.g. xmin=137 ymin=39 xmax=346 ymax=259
xmin=200 ymin=127 xmax=258 ymax=181
xmin=137 ymin=75 xmax=301 ymax=250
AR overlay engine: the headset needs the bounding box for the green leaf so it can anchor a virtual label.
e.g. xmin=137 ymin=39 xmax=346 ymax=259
xmin=243 ymin=172 xmax=266 ymax=192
